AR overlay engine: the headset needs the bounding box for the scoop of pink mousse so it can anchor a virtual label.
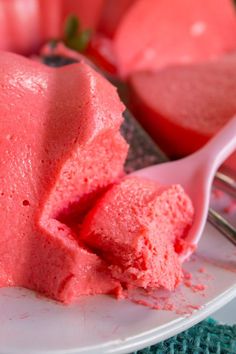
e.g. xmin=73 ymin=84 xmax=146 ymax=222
xmin=80 ymin=176 xmax=194 ymax=291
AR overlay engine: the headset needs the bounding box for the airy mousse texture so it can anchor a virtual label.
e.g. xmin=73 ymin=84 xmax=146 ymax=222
xmin=80 ymin=176 xmax=194 ymax=292
xmin=0 ymin=51 xmax=128 ymax=303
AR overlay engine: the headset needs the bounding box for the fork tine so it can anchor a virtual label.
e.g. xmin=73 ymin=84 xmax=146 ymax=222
xmin=208 ymin=208 xmax=236 ymax=246
xmin=215 ymin=172 xmax=236 ymax=198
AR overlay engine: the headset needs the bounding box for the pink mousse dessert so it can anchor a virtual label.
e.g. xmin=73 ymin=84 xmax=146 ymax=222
xmin=0 ymin=51 xmax=194 ymax=304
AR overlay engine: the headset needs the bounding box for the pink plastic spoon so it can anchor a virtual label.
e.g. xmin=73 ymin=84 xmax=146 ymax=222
xmin=133 ymin=115 xmax=236 ymax=262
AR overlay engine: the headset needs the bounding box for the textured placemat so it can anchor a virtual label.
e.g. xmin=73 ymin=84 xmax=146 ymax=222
xmin=132 ymin=318 xmax=236 ymax=354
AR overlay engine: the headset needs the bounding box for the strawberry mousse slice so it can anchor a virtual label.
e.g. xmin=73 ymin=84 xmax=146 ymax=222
xmin=112 ymin=0 xmax=236 ymax=77
xmin=0 ymin=51 xmax=128 ymax=303
xmin=129 ymin=57 xmax=236 ymax=168
xmin=80 ymin=176 xmax=194 ymax=291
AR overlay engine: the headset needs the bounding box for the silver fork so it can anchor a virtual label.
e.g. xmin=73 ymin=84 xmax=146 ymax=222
xmin=209 ymin=171 xmax=236 ymax=245
xmin=215 ymin=171 xmax=236 ymax=198
xmin=208 ymin=208 xmax=236 ymax=246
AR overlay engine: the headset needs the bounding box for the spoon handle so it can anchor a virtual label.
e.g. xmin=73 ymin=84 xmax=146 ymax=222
xmin=201 ymin=115 xmax=236 ymax=171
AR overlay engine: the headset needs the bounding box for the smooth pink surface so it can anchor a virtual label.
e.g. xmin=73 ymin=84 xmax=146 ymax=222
xmin=129 ymin=57 xmax=236 ymax=168
xmin=0 ymin=0 xmax=104 ymax=55
xmin=80 ymin=176 xmax=194 ymax=291
xmin=0 ymin=51 xmax=128 ymax=303
xmin=113 ymin=0 xmax=236 ymax=77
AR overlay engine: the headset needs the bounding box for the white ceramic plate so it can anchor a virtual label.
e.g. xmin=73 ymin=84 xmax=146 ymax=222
xmin=0 ymin=221 xmax=235 ymax=354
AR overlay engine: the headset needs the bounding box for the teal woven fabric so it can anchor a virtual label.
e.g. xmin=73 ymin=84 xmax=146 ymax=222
xmin=133 ymin=318 xmax=236 ymax=354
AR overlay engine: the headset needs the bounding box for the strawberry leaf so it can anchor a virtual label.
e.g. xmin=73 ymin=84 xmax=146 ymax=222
xmin=64 ymin=15 xmax=80 ymax=40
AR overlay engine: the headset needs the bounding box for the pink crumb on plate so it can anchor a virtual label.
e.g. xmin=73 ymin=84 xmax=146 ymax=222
xmin=198 ymin=267 xmax=206 ymax=273
xmin=183 ymin=280 xmax=206 ymax=293
xmin=183 ymin=271 xmax=193 ymax=280
xmin=127 ymin=286 xmax=202 ymax=315
xmin=223 ymin=200 xmax=236 ymax=214
xmin=212 ymin=189 xmax=225 ymax=200
xmin=125 ymin=255 xmax=214 ymax=314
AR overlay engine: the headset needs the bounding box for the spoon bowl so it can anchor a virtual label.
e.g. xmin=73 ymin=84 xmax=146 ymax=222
xmin=133 ymin=115 xmax=236 ymax=261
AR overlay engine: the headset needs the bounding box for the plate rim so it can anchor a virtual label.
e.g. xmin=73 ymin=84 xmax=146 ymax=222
xmin=3 ymin=284 xmax=236 ymax=354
